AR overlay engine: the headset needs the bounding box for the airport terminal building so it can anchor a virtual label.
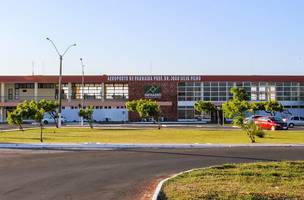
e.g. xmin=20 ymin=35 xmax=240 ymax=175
xmin=0 ymin=75 xmax=304 ymax=122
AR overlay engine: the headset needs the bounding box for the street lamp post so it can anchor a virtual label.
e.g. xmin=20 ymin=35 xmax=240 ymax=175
xmin=46 ymin=37 xmax=76 ymax=128
xmin=80 ymin=58 xmax=85 ymax=126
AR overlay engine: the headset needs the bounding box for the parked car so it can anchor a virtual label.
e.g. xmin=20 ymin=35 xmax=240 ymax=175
xmin=254 ymin=116 xmax=288 ymax=131
xmin=287 ymin=116 xmax=304 ymax=128
xmin=42 ymin=116 xmax=67 ymax=124
xmin=22 ymin=119 xmax=36 ymax=124
xmin=244 ymin=115 xmax=263 ymax=124
xmin=195 ymin=116 xmax=211 ymax=123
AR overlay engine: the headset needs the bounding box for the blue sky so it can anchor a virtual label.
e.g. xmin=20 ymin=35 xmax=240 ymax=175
xmin=1 ymin=0 xmax=304 ymax=75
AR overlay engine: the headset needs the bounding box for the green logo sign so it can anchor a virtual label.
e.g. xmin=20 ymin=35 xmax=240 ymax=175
xmin=144 ymin=85 xmax=161 ymax=98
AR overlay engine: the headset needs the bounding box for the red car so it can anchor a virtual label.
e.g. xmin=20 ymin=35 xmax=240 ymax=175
xmin=244 ymin=115 xmax=264 ymax=124
xmin=254 ymin=116 xmax=288 ymax=131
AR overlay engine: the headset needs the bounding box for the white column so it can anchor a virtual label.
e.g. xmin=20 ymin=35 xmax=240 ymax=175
xmin=101 ymin=83 xmax=105 ymax=101
xmin=34 ymin=82 xmax=38 ymax=101
xmin=200 ymin=82 xmax=204 ymax=100
xmin=0 ymin=107 xmax=2 ymax=122
xmin=68 ymin=82 xmax=72 ymax=102
xmin=1 ymin=82 xmax=5 ymax=102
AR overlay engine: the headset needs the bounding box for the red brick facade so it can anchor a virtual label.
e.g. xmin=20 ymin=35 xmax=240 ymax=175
xmin=128 ymin=81 xmax=178 ymax=121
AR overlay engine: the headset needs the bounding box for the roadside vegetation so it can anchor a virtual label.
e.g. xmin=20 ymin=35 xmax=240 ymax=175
xmin=78 ymin=106 xmax=94 ymax=129
xmin=195 ymin=87 xmax=284 ymax=143
xmin=0 ymin=128 xmax=304 ymax=144
xmin=159 ymin=161 xmax=304 ymax=200
xmin=6 ymin=100 xmax=58 ymax=142
xmin=126 ymin=99 xmax=162 ymax=129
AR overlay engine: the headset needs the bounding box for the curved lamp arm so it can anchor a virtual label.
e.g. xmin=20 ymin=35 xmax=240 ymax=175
xmin=62 ymin=43 xmax=77 ymax=57
xmin=46 ymin=37 xmax=61 ymax=56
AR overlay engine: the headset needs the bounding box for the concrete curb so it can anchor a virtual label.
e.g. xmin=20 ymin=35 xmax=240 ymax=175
xmin=0 ymin=143 xmax=304 ymax=151
xmin=152 ymin=167 xmax=203 ymax=200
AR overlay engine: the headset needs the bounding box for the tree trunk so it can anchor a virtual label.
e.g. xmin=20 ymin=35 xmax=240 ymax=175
xmin=250 ymin=136 xmax=256 ymax=143
xmin=157 ymin=118 xmax=161 ymax=130
xmin=54 ymin=117 xmax=58 ymax=128
xmin=40 ymin=123 xmax=43 ymax=143
xmin=49 ymin=113 xmax=59 ymax=128
xmin=18 ymin=124 xmax=24 ymax=131
xmin=89 ymin=120 xmax=93 ymax=129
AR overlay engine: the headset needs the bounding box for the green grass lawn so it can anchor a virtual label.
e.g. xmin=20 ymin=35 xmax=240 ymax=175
xmin=159 ymin=161 xmax=304 ymax=200
xmin=0 ymin=127 xmax=304 ymax=144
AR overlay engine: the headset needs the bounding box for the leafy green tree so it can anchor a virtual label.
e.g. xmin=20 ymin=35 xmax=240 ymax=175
xmin=20 ymin=100 xmax=37 ymax=120
xmin=79 ymin=106 xmax=94 ymax=129
xmin=222 ymin=87 xmax=250 ymax=126
xmin=126 ymin=99 xmax=162 ymax=129
xmin=7 ymin=100 xmax=46 ymax=142
xmin=230 ymin=87 xmax=249 ymax=101
xmin=194 ymin=100 xmax=220 ymax=123
xmin=136 ymin=99 xmax=161 ymax=119
xmin=223 ymin=87 xmax=259 ymax=143
xmin=222 ymin=100 xmax=249 ymax=126
xmin=125 ymin=100 xmax=138 ymax=112
xmin=38 ymin=99 xmax=59 ymax=127
xmin=7 ymin=109 xmax=24 ymax=131
xmin=264 ymin=100 xmax=284 ymax=116
xmin=249 ymin=100 xmax=283 ymax=116
xmin=194 ymin=100 xmax=216 ymax=115
xmin=249 ymin=102 xmax=266 ymax=115
xmin=7 ymin=100 xmax=33 ymax=131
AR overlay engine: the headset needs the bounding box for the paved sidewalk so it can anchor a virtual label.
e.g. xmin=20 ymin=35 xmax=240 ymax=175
xmin=0 ymin=142 xmax=304 ymax=150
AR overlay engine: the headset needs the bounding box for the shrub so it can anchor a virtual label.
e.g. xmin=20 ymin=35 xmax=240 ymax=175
xmin=79 ymin=106 xmax=94 ymax=129
xmin=255 ymin=129 xmax=265 ymax=138
xmin=243 ymin=121 xmax=265 ymax=143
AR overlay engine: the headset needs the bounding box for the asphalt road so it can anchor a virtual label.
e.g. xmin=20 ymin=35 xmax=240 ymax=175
xmin=0 ymin=147 xmax=304 ymax=200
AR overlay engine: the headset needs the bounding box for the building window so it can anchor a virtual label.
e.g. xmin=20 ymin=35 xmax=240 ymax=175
xmin=178 ymin=106 xmax=195 ymax=119
xmin=14 ymin=89 xmax=19 ymax=100
xmin=72 ymin=84 xmax=103 ymax=100
xmin=251 ymin=93 xmax=257 ymax=101
xmin=38 ymin=83 xmax=55 ymax=89
xmin=55 ymin=84 xmax=68 ymax=100
xmin=203 ymin=82 xmax=229 ymax=102
xmin=8 ymin=88 xmax=13 ymax=100
xmin=15 ymin=83 xmax=34 ymax=89
xmin=178 ymin=82 xmax=201 ymax=101
xmin=259 ymin=93 xmax=266 ymax=101
xmin=105 ymin=84 xmax=128 ymax=100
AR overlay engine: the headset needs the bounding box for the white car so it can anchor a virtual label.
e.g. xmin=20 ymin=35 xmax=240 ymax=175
xmin=42 ymin=116 xmax=67 ymax=124
xmin=287 ymin=116 xmax=304 ymax=128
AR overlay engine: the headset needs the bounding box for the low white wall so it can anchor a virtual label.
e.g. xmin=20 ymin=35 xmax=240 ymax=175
xmin=62 ymin=108 xmax=128 ymax=122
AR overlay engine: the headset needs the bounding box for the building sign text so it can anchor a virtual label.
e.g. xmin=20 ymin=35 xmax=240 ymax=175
xmin=107 ymin=75 xmax=201 ymax=82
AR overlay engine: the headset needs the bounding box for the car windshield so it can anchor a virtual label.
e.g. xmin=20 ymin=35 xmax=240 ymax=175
xmin=270 ymin=117 xmax=284 ymax=123
xmin=247 ymin=115 xmax=262 ymax=120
